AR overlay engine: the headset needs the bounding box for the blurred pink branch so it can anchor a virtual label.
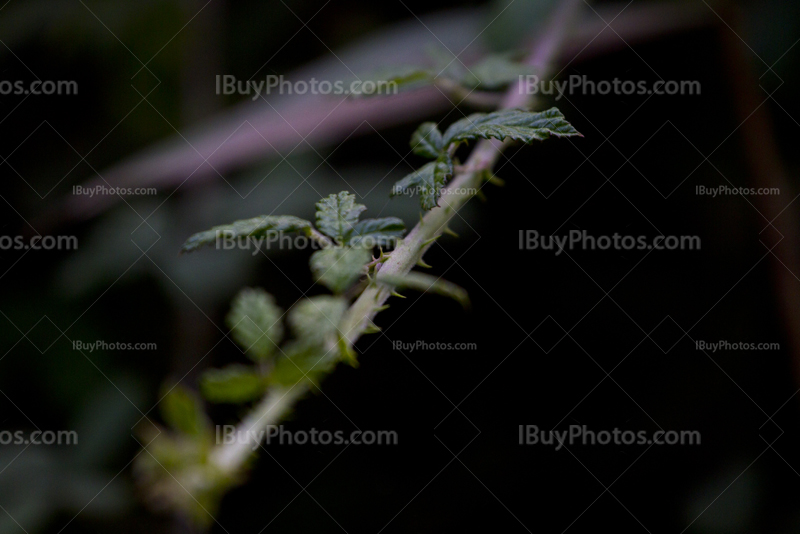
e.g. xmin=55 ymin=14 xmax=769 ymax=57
xmin=57 ymin=1 xmax=711 ymax=222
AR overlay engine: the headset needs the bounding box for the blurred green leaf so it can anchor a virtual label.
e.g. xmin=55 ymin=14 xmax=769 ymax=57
xmin=310 ymin=247 xmax=371 ymax=293
xmin=288 ymin=296 xmax=348 ymax=344
xmin=160 ymin=385 xmax=208 ymax=436
xmin=484 ymin=0 xmax=560 ymax=51
xmin=353 ymin=65 xmax=434 ymax=95
xmin=200 ymin=365 xmax=267 ymax=404
xmin=226 ymin=288 xmax=284 ymax=361
xmin=461 ymin=55 xmax=534 ymax=89
xmin=269 ymin=341 xmax=338 ymax=387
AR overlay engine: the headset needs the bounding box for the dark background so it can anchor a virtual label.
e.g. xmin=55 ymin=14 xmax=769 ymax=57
xmin=1 ymin=0 xmax=799 ymax=532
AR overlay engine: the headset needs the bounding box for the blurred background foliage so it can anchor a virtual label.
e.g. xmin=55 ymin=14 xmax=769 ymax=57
xmin=1 ymin=0 xmax=800 ymax=532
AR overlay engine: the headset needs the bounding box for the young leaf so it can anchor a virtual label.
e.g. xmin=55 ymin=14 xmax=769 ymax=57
xmin=391 ymin=156 xmax=452 ymax=211
xmin=226 ymin=288 xmax=284 ymax=361
xmin=461 ymin=56 xmax=534 ymax=90
xmin=442 ymin=107 xmax=581 ymax=146
xmin=200 ymin=365 xmax=267 ymax=404
xmin=379 ymin=271 xmax=470 ymax=308
xmin=310 ymin=247 xmax=371 ymax=293
xmin=345 ymin=217 xmax=406 ymax=247
xmin=410 ymin=122 xmax=445 ymax=158
xmin=160 ymin=385 xmax=209 ymax=436
xmin=181 ymin=215 xmax=312 ymax=253
xmin=316 ymin=192 xmax=367 ymax=243
xmin=269 ymin=341 xmax=338 ymax=387
xmin=288 ymin=296 xmax=348 ymax=344
xmin=434 ymin=152 xmax=454 ymax=190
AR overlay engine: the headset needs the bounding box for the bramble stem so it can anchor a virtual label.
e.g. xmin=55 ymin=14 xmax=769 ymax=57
xmin=209 ymin=0 xmax=584 ymax=477
xmin=210 ymin=386 xmax=306 ymax=472
xmin=340 ymin=0 xmax=584 ymax=345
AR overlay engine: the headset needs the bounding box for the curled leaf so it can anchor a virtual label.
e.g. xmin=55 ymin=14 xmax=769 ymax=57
xmin=391 ymin=158 xmax=451 ymax=211
xmin=410 ymin=122 xmax=445 ymax=158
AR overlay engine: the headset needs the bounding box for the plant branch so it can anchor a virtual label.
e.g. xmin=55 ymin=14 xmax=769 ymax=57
xmin=341 ymin=0 xmax=584 ymax=345
xmin=210 ymin=386 xmax=306 ymax=472
xmin=207 ymin=0 xmax=584 ymax=478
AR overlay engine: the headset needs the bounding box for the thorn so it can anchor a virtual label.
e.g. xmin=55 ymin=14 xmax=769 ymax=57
xmin=391 ymin=291 xmax=406 ymax=299
xmin=443 ymin=226 xmax=459 ymax=238
xmin=374 ymin=304 xmax=390 ymax=313
xmin=475 ymin=190 xmax=488 ymax=203
xmin=422 ymin=235 xmax=440 ymax=247
xmin=364 ymin=322 xmax=382 ymax=334
xmin=419 ymin=213 xmax=425 ymax=225
xmin=338 ymin=337 xmax=359 ymax=367
xmin=417 ymin=259 xmax=433 ymax=268
xmin=485 ymin=173 xmax=505 ymax=187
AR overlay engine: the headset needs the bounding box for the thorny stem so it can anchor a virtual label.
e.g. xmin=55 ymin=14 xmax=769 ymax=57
xmin=208 ymin=0 xmax=585 ymax=477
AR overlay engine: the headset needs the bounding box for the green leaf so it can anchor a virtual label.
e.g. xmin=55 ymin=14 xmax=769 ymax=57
xmin=288 ymin=296 xmax=348 ymax=344
xmin=200 ymin=365 xmax=267 ymax=404
xmin=379 ymin=271 xmax=470 ymax=308
xmin=268 ymin=341 xmax=338 ymax=387
xmin=181 ymin=215 xmax=311 ymax=253
xmin=461 ymin=55 xmax=533 ymax=90
xmin=391 ymin=154 xmax=452 ymax=211
xmin=410 ymin=122 xmax=445 ymax=158
xmin=310 ymin=247 xmax=371 ymax=293
xmin=160 ymin=385 xmax=209 ymax=436
xmin=226 ymin=288 xmax=284 ymax=361
xmin=442 ymin=107 xmax=581 ymax=146
xmin=316 ymin=192 xmax=366 ymax=242
xmin=345 ymin=217 xmax=406 ymax=247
